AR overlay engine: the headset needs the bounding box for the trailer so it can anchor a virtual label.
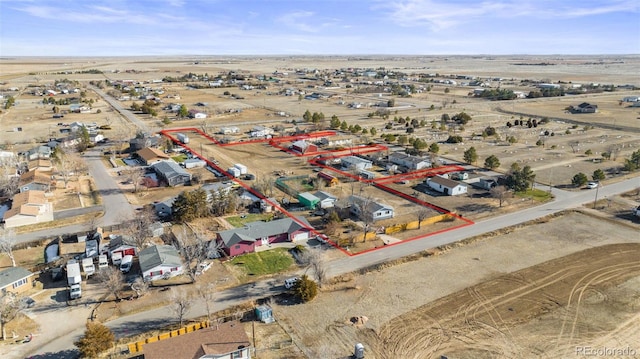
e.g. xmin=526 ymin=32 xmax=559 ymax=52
xmin=176 ymin=133 xmax=189 ymax=144
xmin=82 ymin=257 xmax=95 ymax=277
xmin=228 ymin=167 xmax=241 ymax=178
xmin=234 ymin=163 xmax=248 ymax=175
xmin=67 ymin=260 xmax=82 ymax=299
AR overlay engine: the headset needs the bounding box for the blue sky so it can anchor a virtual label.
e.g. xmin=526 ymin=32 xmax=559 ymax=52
xmin=1 ymin=0 xmax=638 ymax=56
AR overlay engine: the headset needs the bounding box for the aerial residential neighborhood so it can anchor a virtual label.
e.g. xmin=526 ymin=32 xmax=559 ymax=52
xmin=1 ymin=2 xmax=640 ymax=359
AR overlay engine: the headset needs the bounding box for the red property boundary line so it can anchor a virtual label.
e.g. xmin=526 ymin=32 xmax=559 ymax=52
xmin=159 ymin=127 xmax=475 ymax=256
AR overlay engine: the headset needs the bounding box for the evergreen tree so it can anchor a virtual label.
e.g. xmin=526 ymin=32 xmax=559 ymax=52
xmin=75 ymin=322 xmax=115 ymax=358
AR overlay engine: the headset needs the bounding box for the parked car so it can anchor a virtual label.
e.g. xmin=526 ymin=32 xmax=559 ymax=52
xmin=587 ymin=182 xmax=599 ymax=189
xmin=284 ymin=277 xmax=300 ymax=289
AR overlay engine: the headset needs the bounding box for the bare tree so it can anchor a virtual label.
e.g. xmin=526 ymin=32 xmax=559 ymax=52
xmin=97 ymin=267 xmax=125 ymax=302
xmin=121 ymin=167 xmax=146 ymax=193
xmin=125 ymin=207 xmax=154 ymax=251
xmin=351 ymin=195 xmax=375 ymax=242
xmin=301 ymin=248 xmax=327 ymax=288
xmin=0 ymin=293 xmax=25 ymax=340
xmin=0 ymin=160 xmax=19 ymax=197
xmin=170 ymin=288 xmax=191 ymax=327
xmin=0 ymin=228 xmax=17 ymax=267
xmin=490 ymin=185 xmax=510 ymax=208
xmin=53 ymin=148 xmax=83 ymax=188
xmin=175 ymin=225 xmax=208 ymax=283
xmin=130 ymin=277 xmax=149 ymax=298
xmin=415 ymin=207 xmax=431 ymax=229
xmin=568 ymin=140 xmax=580 ymax=154
xmin=195 ymin=283 xmax=216 ymax=320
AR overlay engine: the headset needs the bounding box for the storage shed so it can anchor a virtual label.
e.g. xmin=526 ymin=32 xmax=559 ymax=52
xmin=255 ymin=305 xmax=274 ymax=323
xmin=298 ymin=192 xmax=320 ymax=209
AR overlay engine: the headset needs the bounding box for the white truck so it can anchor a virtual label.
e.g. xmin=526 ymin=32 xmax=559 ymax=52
xmin=98 ymin=254 xmax=109 ymax=270
xmin=66 ymin=260 xmax=82 ymax=300
xmin=176 ymin=133 xmax=189 ymax=144
xmin=82 ymin=257 xmax=95 ymax=277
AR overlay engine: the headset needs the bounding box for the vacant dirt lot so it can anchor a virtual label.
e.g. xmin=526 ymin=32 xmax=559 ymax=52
xmin=272 ymin=211 xmax=640 ymax=358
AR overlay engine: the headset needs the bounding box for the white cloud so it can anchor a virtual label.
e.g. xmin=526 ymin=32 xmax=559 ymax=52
xmin=277 ymin=10 xmax=318 ymax=33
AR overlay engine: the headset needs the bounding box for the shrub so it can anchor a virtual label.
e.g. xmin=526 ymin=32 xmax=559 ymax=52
xmin=292 ymin=275 xmax=318 ymax=302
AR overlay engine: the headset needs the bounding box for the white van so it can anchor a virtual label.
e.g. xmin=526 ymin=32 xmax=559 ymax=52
xmin=98 ymin=254 xmax=108 ymax=270
xmin=284 ymin=277 xmax=300 ymax=289
xmin=119 ymin=255 xmax=133 ymax=273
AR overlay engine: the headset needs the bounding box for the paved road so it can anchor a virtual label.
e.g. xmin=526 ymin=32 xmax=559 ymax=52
xmin=88 ymin=85 xmax=150 ymax=133
xmin=22 ymin=175 xmax=640 ymax=358
xmin=15 ymin=146 xmax=136 ymax=244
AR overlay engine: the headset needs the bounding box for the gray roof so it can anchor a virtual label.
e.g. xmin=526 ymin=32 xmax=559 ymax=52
xmin=0 ymin=267 xmax=34 ymax=290
xmin=428 ymin=175 xmax=465 ymax=189
xmin=139 ymin=245 xmax=183 ymax=273
xmin=108 ymin=235 xmax=135 ymax=251
xmin=347 ymin=195 xmax=394 ymax=213
xmin=218 ymin=217 xmax=312 ymax=247
xmin=314 ymin=191 xmax=337 ymax=202
xmin=151 ymin=160 xmax=191 ymax=180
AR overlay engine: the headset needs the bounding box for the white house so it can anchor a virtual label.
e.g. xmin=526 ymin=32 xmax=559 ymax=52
xmin=140 ymin=245 xmax=184 ymax=281
xmin=426 ymin=175 xmax=468 ymax=196
xmin=314 ymin=191 xmax=338 ymax=209
xmin=347 ymin=195 xmax=394 ymax=221
xmin=388 ymin=153 xmax=430 ymax=170
xmin=220 ymin=126 xmax=239 ymax=134
xmin=250 ymin=125 xmax=274 ymax=138
xmin=341 ymin=156 xmax=373 ymax=171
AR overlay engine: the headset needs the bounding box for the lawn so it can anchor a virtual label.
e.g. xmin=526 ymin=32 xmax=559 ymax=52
xmin=172 ymin=154 xmax=188 ymax=163
xmin=226 ymin=213 xmax=274 ymax=227
xmin=227 ymin=248 xmax=295 ymax=280
xmin=516 ymin=188 xmax=553 ymax=202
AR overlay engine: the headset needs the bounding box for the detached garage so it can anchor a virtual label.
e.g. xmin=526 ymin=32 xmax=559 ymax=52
xmin=426 ymin=176 xmax=468 ymax=196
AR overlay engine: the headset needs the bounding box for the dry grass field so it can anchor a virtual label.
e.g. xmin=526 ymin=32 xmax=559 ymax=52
xmin=273 ymin=211 xmax=640 ymax=359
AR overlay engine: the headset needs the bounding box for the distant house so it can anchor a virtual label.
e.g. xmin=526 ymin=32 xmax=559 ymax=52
xmin=319 ymin=136 xmax=352 ymax=148
xmin=477 ymin=177 xmax=499 ymax=190
xmin=249 ymin=125 xmax=274 ymax=138
xmin=107 ymin=235 xmax=137 ymax=259
xmin=314 ymin=191 xmax=338 ymax=209
xmin=142 ymin=321 xmax=251 ymax=359
xmin=129 ymin=134 xmax=161 ymax=151
xmin=183 ymin=158 xmax=206 ymax=169
xmin=89 ymin=133 xmax=104 ymax=144
xmin=188 ymin=110 xmax=207 ymax=119
xmin=388 ymin=153 xmax=430 ymax=170
xmin=426 ymin=175 xmax=468 ymax=196
xmin=216 ymin=217 xmax=313 ymax=256
xmin=570 ymin=102 xmax=598 ymax=113
xmin=290 ymin=140 xmax=318 ymax=154
xmin=22 ymin=146 xmax=52 ymax=161
xmin=346 ymin=195 xmax=394 ymax=221
xmin=154 ymin=197 xmax=175 ymax=217
xmin=47 ymin=136 xmax=80 ymax=149
xmin=136 ymin=147 xmax=170 ymax=166
xmin=140 ymin=244 xmax=184 ymax=281
xmin=2 ymin=190 xmax=53 ymax=228
xmin=341 ymin=156 xmax=373 ymax=171
xmin=19 ymin=169 xmax=51 ymax=193
xmin=219 ymin=126 xmax=239 ymax=135
xmin=0 ymin=267 xmax=34 ymax=295
xmin=151 ymin=160 xmax=192 ymax=186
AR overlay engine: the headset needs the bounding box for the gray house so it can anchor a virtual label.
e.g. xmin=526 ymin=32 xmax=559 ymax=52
xmin=346 ymin=195 xmax=394 ymax=221
xmin=314 ymin=191 xmax=338 ymax=208
xmin=388 ymin=153 xmax=431 ymax=170
xmin=140 ymin=245 xmax=184 ymax=281
xmin=151 ymin=160 xmax=191 ymax=186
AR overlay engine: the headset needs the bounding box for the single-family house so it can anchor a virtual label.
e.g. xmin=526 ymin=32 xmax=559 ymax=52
xmin=0 ymin=267 xmax=35 ymax=295
xmin=183 ymin=158 xmax=207 ymax=169
xmin=426 ymin=175 xmax=468 ymax=196
xmin=260 ymin=197 xmax=279 ymax=213
xmin=139 ymin=244 xmax=183 ymax=281
xmin=219 ymin=126 xmax=239 ymax=135
xmin=314 ymin=191 xmax=337 ymax=208
xmin=201 ymin=182 xmax=234 ymax=201
xmin=154 ymin=197 xmax=175 ymax=217
xmin=319 ymin=136 xmax=353 ymax=147
xmin=136 ymin=147 xmax=170 ymax=166
xmin=22 ymin=146 xmax=52 ymax=161
xmin=189 ymin=110 xmax=207 ymax=119
xmin=89 ymin=133 xmax=104 ymax=144
xmin=216 ymin=217 xmax=313 ymax=257
xmin=19 ymin=169 xmax=51 ymax=193
xmin=2 ymin=190 xmax=53 ymax=228
xmin=47 ymin=136 xmax=80 ymax=149
xmin=142 ymin=321 xmax=251 ymax=359
xmin=151 ymin=160 xmax=192 ymax=186
xmin=346 ymin=195 xmax=394 ymax=221
xmin=129 ymin=134 xmax=161 ymax=151
xmin=298 ymin=192 xmax=320 ymax=209
xmin=570 ymin=102 xmax=598 ymax=113
xmin=249 ymin=126 xmax=274 ymax=138
xmin=290 ymin=140 xmax=318 ymax=154
xmin=341 ymin=156 xmax=373 ymax=171
xmin=477 ymin=177 xmax=499 ymax=190
xmin=107 ymin=235 xmax=137 ymax=259
xmin=388 ymin=153 xmax=431 ymax=170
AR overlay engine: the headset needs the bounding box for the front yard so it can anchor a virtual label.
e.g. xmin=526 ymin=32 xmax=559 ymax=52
xmin=226 ymin=248 xmax=296 ymax=282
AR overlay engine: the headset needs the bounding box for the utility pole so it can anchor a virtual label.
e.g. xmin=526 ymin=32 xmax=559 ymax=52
xmin=593 ymin=183 xmax=600 ymax=209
